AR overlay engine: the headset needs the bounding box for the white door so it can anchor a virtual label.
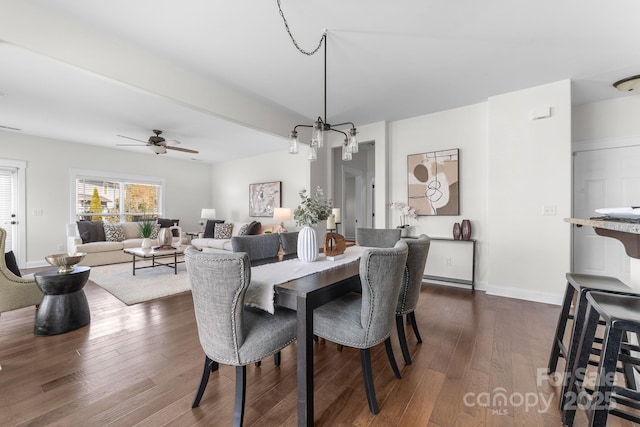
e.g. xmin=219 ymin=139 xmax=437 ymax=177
xmin=573 ymin=145 xmax=640 ymax=283
xmin=0 ymin=159 xmax=26 ymax=267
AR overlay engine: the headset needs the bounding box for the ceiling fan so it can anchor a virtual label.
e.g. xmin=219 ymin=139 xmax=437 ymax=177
xmin=116 ymin=129 xmax=199 ymax=155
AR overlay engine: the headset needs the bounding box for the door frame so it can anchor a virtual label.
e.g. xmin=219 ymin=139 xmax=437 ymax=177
xmin=0 ymin=158 xmax=27 ymax=268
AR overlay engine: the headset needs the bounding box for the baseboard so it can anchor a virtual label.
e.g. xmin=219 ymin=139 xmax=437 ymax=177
xmin=25 ymin=260 xmax=49 ymax=269
xmin=485 ymin=284 xmax=563 ymax=306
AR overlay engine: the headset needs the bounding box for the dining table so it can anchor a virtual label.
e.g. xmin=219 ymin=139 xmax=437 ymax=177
xmin=249 ymin=249 xmax=363 ymax=427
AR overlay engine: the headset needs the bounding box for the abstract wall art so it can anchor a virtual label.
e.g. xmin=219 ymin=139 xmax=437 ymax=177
xmin=407 ymin=148 xmax=459 ymax=216
xmin=249 ymin=181 xmax=281 ymax=217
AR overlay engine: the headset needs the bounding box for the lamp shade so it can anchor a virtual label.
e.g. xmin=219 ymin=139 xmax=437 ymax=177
xmin=273 ymin=207 xmax=292 ymax=221
xmin=200 ymin=208 xmax=216 ymax=220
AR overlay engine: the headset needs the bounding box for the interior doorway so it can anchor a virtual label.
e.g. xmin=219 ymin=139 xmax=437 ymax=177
xmin=332 ymin=142 xmax=375 ymax=240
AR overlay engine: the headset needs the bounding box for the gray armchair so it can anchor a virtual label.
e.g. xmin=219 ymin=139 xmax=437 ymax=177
xmin=355 ymin=227 xmax=401 ymax=248
xmin=397 ymin=234 xmax=430 ymax=365
xmin=313 ymin=240 xmax=409 ymax=414
xmin=185 ymin=247 xmax=297 ymax=426
xmin=231 ymin=233 xmax=281 ymax=263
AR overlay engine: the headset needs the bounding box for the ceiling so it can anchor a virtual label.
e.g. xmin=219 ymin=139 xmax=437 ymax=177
xmin=1 ymin=0 xmax=640 ymax=164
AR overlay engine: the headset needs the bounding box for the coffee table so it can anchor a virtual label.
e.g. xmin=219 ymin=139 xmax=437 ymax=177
xmin=123 ymin=246 xmax=185 ymax=275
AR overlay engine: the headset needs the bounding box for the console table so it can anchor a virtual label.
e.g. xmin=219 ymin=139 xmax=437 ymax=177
xmin=423 ymin=237 xmax=476 ymax=293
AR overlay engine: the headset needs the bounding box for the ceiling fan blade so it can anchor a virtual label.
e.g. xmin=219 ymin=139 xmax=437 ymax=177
xmin=164 ymin=139 xmax=181 ymax=146
xmin=117 ymin=134 xmax=149 ymax=144
xmin=116 ymin=143 xmax=149 ymax=147
xmin=166 ymin=146 xmax=199 ymax=154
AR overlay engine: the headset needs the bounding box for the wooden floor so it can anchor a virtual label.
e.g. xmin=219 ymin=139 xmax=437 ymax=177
xmin=1 ymin=277 xmax=637 ymax=426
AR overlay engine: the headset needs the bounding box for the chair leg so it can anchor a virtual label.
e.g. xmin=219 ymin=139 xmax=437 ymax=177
xmin=562 ymin=304 xmax=599 ymax=427
xmin=233 ymin=365 xmax=247 ymax=427
xmin=274 ymin=351 xmax=281 ymax=366
xmin=360 ymin=348 xmax=379 ymax=414
xmin=192 ymin=356 xmax=219 ymax=408
xmin=396 ymin=315 xmax=412 ymax=365
xmin=548 ymin=283 xmax=573 ymax=374
xmin=408 ymin=311 xmax=422 ymax=344
xmin=384 ymin=337 xmax=402 ymax=379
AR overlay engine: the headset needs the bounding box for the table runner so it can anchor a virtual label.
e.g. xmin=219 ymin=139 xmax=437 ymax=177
xmin=245 ymin=245 xmax=367 ymax=313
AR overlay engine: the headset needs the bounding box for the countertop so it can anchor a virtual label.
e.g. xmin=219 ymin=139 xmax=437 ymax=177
xmin=565 ymin=217 xmax=640 ymax=235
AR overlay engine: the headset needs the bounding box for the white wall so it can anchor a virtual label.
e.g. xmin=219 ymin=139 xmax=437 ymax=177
xmin=0 ymin=131 xmax=212 ymax=267
xmin=573 ymin=95 xmax=640 ymax=143
xmin=487 ymin=80 xmax=572 ymax=303
xmin=388 ymin=103 xmax=489 ymax=287
xmin=209 ymin=149 xmax=310 ymax=232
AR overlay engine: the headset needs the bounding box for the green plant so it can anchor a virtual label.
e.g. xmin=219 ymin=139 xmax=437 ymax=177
xmin=138 ymin=218 xmax=155 ymax=238
xmin=294 ymin=187 xmax=332 ymax=227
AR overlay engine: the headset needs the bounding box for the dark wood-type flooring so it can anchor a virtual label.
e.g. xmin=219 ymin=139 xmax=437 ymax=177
xmin=1 ymin=272 xmax=637 ymax=426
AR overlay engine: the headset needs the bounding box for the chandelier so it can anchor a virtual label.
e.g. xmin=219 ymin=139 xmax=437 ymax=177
xmin=278 ymin=2 xmax=358 ymax=161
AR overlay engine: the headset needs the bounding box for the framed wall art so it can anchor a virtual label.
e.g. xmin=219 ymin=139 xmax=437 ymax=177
xmin=407 ymin=148 xmax=459 ymax=215
xmin=249 ymin=181 xmax=281 ymax=217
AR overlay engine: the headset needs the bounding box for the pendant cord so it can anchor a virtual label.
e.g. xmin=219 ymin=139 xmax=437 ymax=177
xmin=277 ymin=0 xmax=326 ymax=56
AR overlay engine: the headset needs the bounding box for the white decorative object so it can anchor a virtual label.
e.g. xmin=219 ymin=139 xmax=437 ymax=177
xmin=297 ymin=226 xmax=318 ymax=263
xmin=170 ymin=223 xmax=182 ymax=248
xmin=141 ymin=238 xmax=152 ymax=249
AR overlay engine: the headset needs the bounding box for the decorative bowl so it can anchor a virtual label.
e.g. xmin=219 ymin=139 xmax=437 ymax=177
xmin=45 ymin=252 xmax=86 ymax=274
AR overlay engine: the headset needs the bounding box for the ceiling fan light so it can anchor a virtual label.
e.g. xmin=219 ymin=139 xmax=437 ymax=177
xmin=151 ymin=145 xmax=166 ymax=154
xmin=613 ymin=75 xmax=640 ymax=92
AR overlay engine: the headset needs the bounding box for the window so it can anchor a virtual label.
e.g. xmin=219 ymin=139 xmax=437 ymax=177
xmin=71 ymin=170 xmax=165 ymax=223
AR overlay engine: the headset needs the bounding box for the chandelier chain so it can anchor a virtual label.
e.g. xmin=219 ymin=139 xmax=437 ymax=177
xmin=277 ymin=0 xmax=325 ymax=56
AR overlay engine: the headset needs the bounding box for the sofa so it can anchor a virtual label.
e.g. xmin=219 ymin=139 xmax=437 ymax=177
xmin=190 ymin=220 xmax=273 ymax=252
xmin=66 ymin=220 xmax=188 ymax=266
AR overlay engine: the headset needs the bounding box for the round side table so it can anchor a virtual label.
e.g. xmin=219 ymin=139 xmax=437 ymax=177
xmin=34 ymin=266 xmax=91 ymax=336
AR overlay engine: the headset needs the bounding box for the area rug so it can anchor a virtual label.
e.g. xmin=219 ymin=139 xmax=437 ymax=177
xmin=88 ymin=259 xmax=190 ymax=306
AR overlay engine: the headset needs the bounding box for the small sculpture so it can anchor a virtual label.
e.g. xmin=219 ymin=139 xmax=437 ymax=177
xmin=324 ymin=232 xmax=346 ymax=257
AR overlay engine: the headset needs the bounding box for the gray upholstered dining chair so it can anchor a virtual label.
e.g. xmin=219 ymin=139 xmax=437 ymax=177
xmin=355 ymin=227 xmax=401 ymax=248
xmin=184 ymin=247 xmax=297 ymax=427
xmin=397 ymin=234 xmax=430 ymax=365
xmin=278 ymin=231 xmax=298 ymax=256
xmin=231 ymin=233 xmax=281 ymax=263
xmin=313 ymin=240 xmax=409 ymax=414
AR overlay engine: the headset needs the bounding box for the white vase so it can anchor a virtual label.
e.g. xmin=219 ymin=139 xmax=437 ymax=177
xmin=141 ymin=238 xmax=152 ymax=249
xmin=297 ymin=226 xmax=318 ymax=262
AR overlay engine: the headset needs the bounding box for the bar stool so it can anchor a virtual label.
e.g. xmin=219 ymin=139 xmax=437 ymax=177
xmin=562 ymin=291 xmax=640 ymax=427
xmin=547 ymin=273 xmax=634 ymax=409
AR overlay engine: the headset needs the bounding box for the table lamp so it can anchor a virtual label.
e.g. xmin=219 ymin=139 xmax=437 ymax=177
xmin=273 ymin=208 xmax=292 ymax=233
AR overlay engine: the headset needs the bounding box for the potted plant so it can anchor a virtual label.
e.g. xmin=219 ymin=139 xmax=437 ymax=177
xmin=294 ymin=187 xmax=332 ymax=262
xmin=389 ymin=202 xmax=418 ymax=237
xmin=138 ymin=218 xmax=156 ymax=249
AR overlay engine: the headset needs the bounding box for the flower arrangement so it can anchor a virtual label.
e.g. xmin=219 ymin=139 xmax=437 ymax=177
xmin=294 ymin=186 xmax=333 ymax=227
xmin=389 ymin=202 xmax=418 ymax=228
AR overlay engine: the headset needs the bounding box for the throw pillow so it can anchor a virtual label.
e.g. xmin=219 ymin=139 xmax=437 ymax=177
xmin=103 ymin=223 xmax=125 ymax=242
xmin=150 ymin=224 xmax=161 ymax=239
xmin=204 ymin=219 xmax=225 ymax=238
xmin=76 ymin=220 xmax=105 ymax=243
xmin=4 ymin=251 xmax=21 ymax=277
xmin=214 ymin=223 xmax=233 ymax=239
xmin=237 ymin=223 xmax=250 ymax=236
xmin=157 ymin=218 xmax=181 ymax=237
xmin=247 ymin=221 xmax=262 ymax=235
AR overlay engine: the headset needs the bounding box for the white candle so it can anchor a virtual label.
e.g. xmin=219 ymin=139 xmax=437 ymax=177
xmin=326 ymin=215 xmax=336 ymax=230
xmin=332 ymin=208 xmax=341 ymax=223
